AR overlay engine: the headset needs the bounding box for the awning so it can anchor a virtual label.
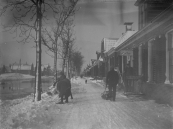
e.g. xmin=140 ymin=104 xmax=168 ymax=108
xmin=120 ymin=50 xmax=133 ymax=56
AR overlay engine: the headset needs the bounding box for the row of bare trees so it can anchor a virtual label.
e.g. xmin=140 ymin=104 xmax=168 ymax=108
xmin=42 ymin=17 xmax=84 ymax=79
xmin=0 ymin=0 xmax=80 ymax=101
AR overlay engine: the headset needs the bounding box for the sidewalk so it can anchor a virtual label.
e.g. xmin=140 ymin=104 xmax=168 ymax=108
xmin=58 ymin=78 xmax=173 ymax=129
xmin=89 ymin=77 xmax=173 ymax=107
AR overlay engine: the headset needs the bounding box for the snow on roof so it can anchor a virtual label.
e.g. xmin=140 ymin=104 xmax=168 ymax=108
xmin=106 ymin=38 xmax=119 ymax=40
xmin=113 ymin=30 xmax=137 ymax=49
xmin=102 ymin=38 xmax=119 ymax=53
xmin=102 ymin=37 xmax=119 ymax=41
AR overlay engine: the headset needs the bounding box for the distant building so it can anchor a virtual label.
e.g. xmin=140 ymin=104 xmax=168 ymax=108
xmin=101 ymin=38 xmax=119 ymax=75
xmin=84 ymin=0 xmax=173 ymax=106
xmin=11 ymin=62 xmax=31 ymax=75
xmin=107 ymin=26 xmax=137 ymax=74
xmin=90 ymin=59 xmax=98 ymax=77
xmin=101 ymin=38 xmax=119 ymax=53
xmin=96 ymin=51 xmax=105 ymax=77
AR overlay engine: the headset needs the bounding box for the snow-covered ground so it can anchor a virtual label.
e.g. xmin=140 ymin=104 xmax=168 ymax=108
xmin=83 ymin=77 xmax=106 ymax=88
xmin=0 ymin=77 xmax=81 ymax=129
xmin=91 ymin=79 xmax=105 ymax=87
xmin=1 ymin=77 xmax=172 ymax=129
xmin=0 ymin=83 xmax=60 ymax=129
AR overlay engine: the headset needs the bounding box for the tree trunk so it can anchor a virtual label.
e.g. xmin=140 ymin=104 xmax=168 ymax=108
xmin=53 ymin=42 xmax=57 ymax=83
xmin=69 ymin=60 xmax=72 ymax=78
xmin=66 ymin=47 xmax=69 ymax=79
xmin=62 ymin=57 xmax=66 ymax=73
xmin=66 ymin=58 xmax=69 ymax=79
xmin=35 ymin=1 xmax=42 ymax=101
xmin=34 ymin=41 xmax=37 ymax=101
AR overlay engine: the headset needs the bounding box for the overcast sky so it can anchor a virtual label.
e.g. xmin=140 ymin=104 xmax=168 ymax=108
xmin=0 ymin=0 xmax=138 ymax=70
xmin=74 ymin=0 xmax=138 ymax=69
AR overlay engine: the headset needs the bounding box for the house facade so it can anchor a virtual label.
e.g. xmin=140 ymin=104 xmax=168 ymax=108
xmin=90 ymin=59 xmax=98 ymax=77
xmin=115 ymin=0 xmax=173 ymax=84
xmin=84 ymin=0 xmax=173 ymax=105
xmin=100 ymin=38 xmax=119 ymax=76
xmin=11 ymin=62 xmax=32 ymax=75
xmin=107 ymin=23 xmax=137 ymax=75
xmin=106 ymin=0 xmax=173 ymax=105
xmin=102 ymin=0 xmax=173 ymax=85
xmin=85 ymin=0 xmax=173 ymax=84
xmin=114 ymin=0 xmax=173 ymax=105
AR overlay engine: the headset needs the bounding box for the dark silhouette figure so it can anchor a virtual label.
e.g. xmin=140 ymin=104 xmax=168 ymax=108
xmin=57 ymin=73 xmax=73 ymax=104
xmin=106 ymin=67 xmax=119 ymax=101
xmin=85 ymin=79 xmax=87 ymax=84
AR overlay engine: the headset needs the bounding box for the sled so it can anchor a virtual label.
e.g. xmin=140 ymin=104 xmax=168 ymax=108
xmin=101 ymin=87 xmax=112 ymax=100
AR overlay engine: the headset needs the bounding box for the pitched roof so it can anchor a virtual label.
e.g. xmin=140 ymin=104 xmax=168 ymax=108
xmin=102 ymin=38 xmax=119 ymax=53
xmin=113 ymin=30 xmax=137 ymax=49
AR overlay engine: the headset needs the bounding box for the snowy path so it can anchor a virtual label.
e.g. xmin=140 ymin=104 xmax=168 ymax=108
xmin=51 ymin=78 xmax=173 ymax=129
xmin=2 ymin=77 xmax=172 ymax=129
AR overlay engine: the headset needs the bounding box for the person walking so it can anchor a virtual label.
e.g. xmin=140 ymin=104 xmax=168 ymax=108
xmin=85 ymin=79 xmax=87 ymax=84
xmin=106 ymin=66 xmax=119 ymax=101
xmin=57 ymin=73 xmax=73 ymax=104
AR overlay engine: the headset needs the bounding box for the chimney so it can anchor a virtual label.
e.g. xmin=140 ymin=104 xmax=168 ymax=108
xmin=124 ymin=22 xmax=133 ymax=32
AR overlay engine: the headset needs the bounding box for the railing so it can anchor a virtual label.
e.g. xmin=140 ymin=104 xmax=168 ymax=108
xmin=125 ymin=75 xmax=143 ymax=94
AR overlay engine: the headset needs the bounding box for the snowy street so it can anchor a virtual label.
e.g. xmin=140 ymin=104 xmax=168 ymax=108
xmin=1 ymin=0 xmax=173 ymax=129
xmin=49 ymin=78 xmax=173 ymax=129
xmin=1 ymin=77 xmax=173 ymax=129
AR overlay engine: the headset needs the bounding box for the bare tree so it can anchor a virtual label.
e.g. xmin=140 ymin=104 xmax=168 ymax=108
xmin=71 ymin=50 xmax=84 ymax=75
xmin=42 ymin=16 xmax=76 ymax=81
xmin=60 ymin=18 xmax=75 ymax=76
xmin=42 ymin=2 xmax=78 ymax=82
xmin=0 ymin=0 xmax=78 ymax=101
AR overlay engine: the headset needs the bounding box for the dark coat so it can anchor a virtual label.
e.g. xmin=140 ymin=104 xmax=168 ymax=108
xmin=57 ymin=78 xmax=71 ymax=97
xmin=106 ymin=69 xmax=119 ymax=86
xmin=53 ymin=75 xmax=65 ymax=87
